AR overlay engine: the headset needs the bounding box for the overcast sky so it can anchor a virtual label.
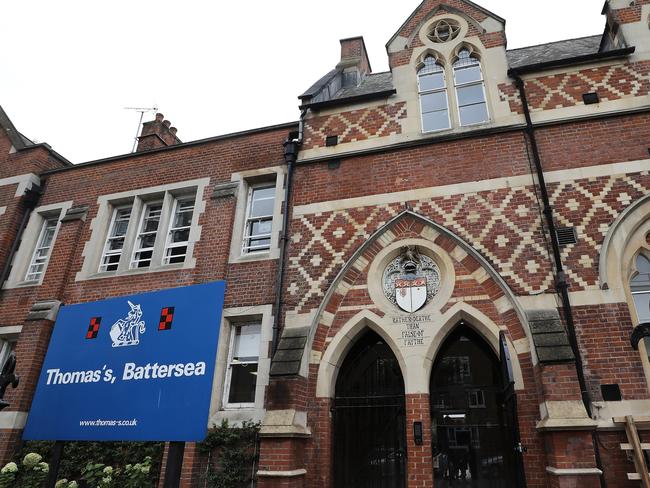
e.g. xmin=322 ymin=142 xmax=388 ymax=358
xmin=2 ymin=1 xmax=605 ymax=164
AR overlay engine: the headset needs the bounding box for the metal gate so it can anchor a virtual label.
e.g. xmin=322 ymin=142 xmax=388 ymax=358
xmin=333 ymin=330 xmax=407 ymax=488
xmin=430 ymin=325 xmax=525 ymax=487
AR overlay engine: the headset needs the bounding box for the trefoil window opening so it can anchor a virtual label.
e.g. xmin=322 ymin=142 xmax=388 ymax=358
xmin=130 ymin=202 xmax=163 ymax=269
xmin=418 ymin=56 xmax=450 ymax=133
xmin=453 ymin=49 xmax=489 ymax=126
xmin=242 ymin=185 xmax=275 ymax=254
xmin=25 ymin=217 xmax=58 ymax=281
xmin=99 ymin=206 xmax=132 ymax=272
xmin=225 ymin=322 xmax=261 ymax=405
xmin=164 ymin=197 xmax=195 ymax=264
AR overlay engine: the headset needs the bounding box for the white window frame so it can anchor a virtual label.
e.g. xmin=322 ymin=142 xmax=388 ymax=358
xmin=3 ymin=201 xmax=72 ymax=289
xmin=452 ymin=50 xmax=490 ymax=127
xmin=25 ymin=216 xmax=59 ymax=281
xmin=163 ymin=197 xmax=195 ymax=265
xmin=228 ymin=167 xmax=285 ymax=264
xmin=223 ymin=321 xmax=262 ymax=409
xmin=130 ymin=201 xmax=163 ymax=269
xmin=99 ymin=205 xmax=133 ymax=273
xmin=77 ymin=178 xmax=209 ymax=281
xmin=242 ymin=184 xmax=275 ymax=255
xmin=418 ymin=56 xmax=451 ymax=134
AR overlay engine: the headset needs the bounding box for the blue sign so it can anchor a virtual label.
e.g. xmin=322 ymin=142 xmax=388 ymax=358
xmin=23 ymin=281 xmax=226 ymax=441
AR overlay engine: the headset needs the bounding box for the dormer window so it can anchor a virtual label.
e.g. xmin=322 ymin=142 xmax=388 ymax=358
xmin=417 ymin=56 xmax=450 ymax=132
xmin=453 ymin=49 xmax=489 ymax=126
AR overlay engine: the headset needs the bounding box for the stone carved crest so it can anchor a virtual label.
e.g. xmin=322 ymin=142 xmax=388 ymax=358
xmin=383 ymin=246 xmax=441 ymax=313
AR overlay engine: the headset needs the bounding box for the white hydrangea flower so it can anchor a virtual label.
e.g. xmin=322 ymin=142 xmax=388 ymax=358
xmin=22 ymin=452 xmax=42 ymax=467
xmin=1 ymin=462 xmax=18 ymax=473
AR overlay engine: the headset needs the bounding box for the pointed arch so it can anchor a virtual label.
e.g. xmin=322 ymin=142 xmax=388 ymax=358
xmin=424 ymin=302 xmax=525 ymax=390
xmin=316 ymin=309 xmax=407 ymax=398
xmin=302 ymin=210 xmax=534 ymax=381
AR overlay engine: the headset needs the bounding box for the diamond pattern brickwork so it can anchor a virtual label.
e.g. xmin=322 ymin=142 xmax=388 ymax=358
xmin=284 ymin=171 xmax=650 ymax=314
xmin=302 ymin=102 xmax=407 ymax=150
xmin=499 ymin=61 xmax=650 ymax=114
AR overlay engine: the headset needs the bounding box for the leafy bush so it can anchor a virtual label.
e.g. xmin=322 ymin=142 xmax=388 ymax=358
xmin=14 ymin=440 xmax=163 ymax=486
xmin=197 ymin=420 xmax=260 ymax=488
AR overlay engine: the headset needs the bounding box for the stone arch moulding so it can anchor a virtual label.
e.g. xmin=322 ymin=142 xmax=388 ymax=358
xmin=599 ymin=193 xmax=650 ymax=292
xmin=297 ymin=210 xmax=537 ymax=378
xmin=409 ymin=6 xmax=487 ymax=48
xmin=315 ymin=303 xmax=525 ymax=399
xmin=316 ymin=309 xmax=408 ymax=398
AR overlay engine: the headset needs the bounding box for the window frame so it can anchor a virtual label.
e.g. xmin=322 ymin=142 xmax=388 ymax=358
xmin=417 ymin=56 xmax=451 ymax=134
xmin=99 ymin=204 xmax=134 ymax=273
xmin=77 ymin=178 xmax=209 ymax=281
xmin=222 ymin=321 xmax=262 ymax=409
xmin=242 ymin=183 xmax=276 ymax=255
xmin=163 ymin=196 xmax=196 ymax=265
xmin=2 ymin=201 xmax=71 ymax=289
xmin=130 ymin=201 xmax=164 ymax=269
xmin=452 ymin=49 xmax=490 ymax=127
xmin=228 ymin=167 xmax=285 ymax=264
xmin=25 ymin=216 xmax=59 ymax=282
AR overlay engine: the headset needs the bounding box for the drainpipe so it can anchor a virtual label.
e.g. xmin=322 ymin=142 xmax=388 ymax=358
xmin=271 ymin=110 xmax=306 ymax=355
xmin=509 ymin=71 xmax=606 ymax=487
xmin=0 ymin=185 xmax=43 ymax=290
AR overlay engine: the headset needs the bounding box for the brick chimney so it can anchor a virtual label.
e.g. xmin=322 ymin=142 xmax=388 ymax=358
xmin=337 ymin=36 xmax=371 ymax=87
xmin=136 ymin=113 xmax=182 ymax=152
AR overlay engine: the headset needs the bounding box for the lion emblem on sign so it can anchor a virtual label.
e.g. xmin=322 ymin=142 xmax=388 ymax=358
xmin=109 ymin=301 xmax=146 ymax=347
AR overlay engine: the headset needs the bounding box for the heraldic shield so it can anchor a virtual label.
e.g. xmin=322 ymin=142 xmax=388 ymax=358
xmin=395 ymin=277 xmax=427 ymax=313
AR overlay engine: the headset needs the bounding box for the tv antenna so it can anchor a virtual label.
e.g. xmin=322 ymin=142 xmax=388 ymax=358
xmin=125 ymin=106 xmax=158 ymax=153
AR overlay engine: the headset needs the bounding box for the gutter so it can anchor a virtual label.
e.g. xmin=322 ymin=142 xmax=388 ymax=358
xmin=271 ymin=111 xmax=306 ymax=355
xmin=508 ymin=46 xmax=635 ymax=76
xmin=511 ymin=73 xmax=607 ymax=488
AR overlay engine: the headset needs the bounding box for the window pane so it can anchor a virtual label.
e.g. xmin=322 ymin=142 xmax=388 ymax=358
xmin=420 ymin=92 xmax=448 ymax=113
xmin=170 ymin=228 xmax=190 ymax=243
xmin=454 ymin=65 xmax=482 ymax=85
xmin=250 ymin=189 xmax=275 ymax=217
xmin=459 ymin=103 xmax=489 ymax=125
xmin=112 ymin=219 xmax=130 ymax=237
xmin=107 ymin=237 xmax=125 ymax=251
xmin=173 ymin=210 xmax=193 ymax=228
xmin=457 ymin=84 xmax=485 ymax=107
xmin=637 ymin=255 xmax=650 ymax=274
xmin=422 ymin=110 xmax=450 ymax=132
xmin=233 ymin=324 xmax=261 ymax=360
xmin=419 ymin=72 xmax=445 ymax=92
xmin=633 ymin=292 xmax=650 ymax=322
xmin=228 ymin=363 xmax=258 ymax=403
xmin=166 ymin=246 xmax=187 ymax=264
xmin=251 ymin=219 xmax=272 ymax=237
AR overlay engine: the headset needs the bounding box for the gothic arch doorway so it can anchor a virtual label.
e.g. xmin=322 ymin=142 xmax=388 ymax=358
xmin=333 ymin=329 xmax=407 ymax=488
xmin=430 ymin=324 xmax=524 ymax=487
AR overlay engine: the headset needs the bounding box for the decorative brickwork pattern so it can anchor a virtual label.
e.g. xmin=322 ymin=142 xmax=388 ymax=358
xmin=302 ymin=102 xmax=406 ymax=150
xmin=286 ymin=171 xmax=650 ymax=313
xmin=499 ymin=61 xmax=650 ymax=114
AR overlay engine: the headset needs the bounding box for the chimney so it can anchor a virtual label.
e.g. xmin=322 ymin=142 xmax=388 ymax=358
xmin=337 ymin=36 xmax=372 ymax=88
xmin=136 ymin=113 xmax=182 ymax=152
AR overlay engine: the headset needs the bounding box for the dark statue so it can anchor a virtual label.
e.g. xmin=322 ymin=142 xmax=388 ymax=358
xmin=0 ymin=352 xmax=19 ymax=411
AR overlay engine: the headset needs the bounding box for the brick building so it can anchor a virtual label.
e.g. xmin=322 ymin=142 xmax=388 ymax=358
xmin=2 ymin=0 xmax=650 ymax=486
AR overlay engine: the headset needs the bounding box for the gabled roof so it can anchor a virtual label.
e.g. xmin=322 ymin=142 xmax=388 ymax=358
xmin=300 ymin=71 xmax=396 ymax=110
xmin=386 ymin=0 xmax=505 ymax=48
xmin=0 ymin=104 xmax=31 ymax=150
xmin=506 ymin=35 xmax=603 ymax=70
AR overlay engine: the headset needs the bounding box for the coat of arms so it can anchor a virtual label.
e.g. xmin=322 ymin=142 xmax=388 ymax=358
xmin=109 ymin=301 xmax=146 ymax=347
xmin=383 ymin=246 xmax=441 ymax=313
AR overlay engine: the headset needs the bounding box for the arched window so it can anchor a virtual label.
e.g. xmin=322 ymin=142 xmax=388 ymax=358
xmin=631 ymin=254 xmax=650 ymax=322
xmin=452 ymin=49 xmax=489 ymax=126
xmin=630 ymin=254 xmax=650 ymax=359
xmin=418 ymin=56 xmax=450 ymax=132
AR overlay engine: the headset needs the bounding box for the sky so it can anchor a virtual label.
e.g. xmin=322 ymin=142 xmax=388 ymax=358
xmin=2 ymin=1 xmax=605 ymax=164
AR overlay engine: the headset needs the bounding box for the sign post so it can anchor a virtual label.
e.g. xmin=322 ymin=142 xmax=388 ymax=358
xmin=23 ymin=282 xmax=226 ymax=484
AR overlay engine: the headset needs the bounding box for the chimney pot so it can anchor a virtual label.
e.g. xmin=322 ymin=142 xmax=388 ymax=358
xmin=155 ymin=113 xmax=164 ymax=122
xmin=163 ymin=120 xmax=171 ymax=128
xmin=170 ymin=127 xmax=178 ymax=135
